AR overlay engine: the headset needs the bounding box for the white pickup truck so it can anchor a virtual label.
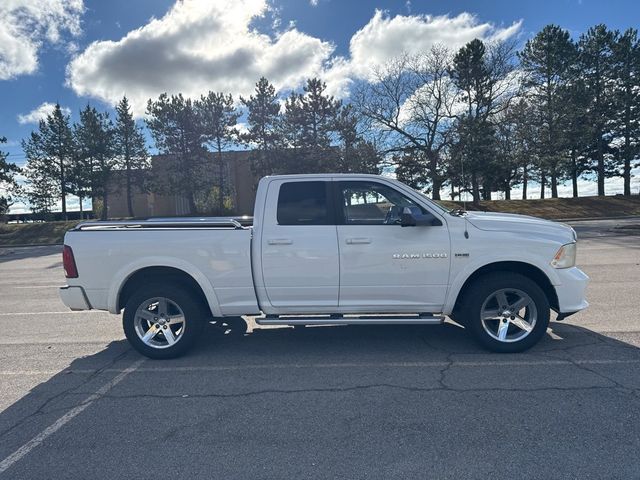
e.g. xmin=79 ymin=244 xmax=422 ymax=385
xmin=59 ymin=174 xmax=589 ymax=358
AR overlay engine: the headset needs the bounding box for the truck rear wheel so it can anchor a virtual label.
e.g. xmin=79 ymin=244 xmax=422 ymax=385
xmin=461 ymin=272 xmax=550 ymax=353
xmin=123 ymin=284 xmax=206 ymax=359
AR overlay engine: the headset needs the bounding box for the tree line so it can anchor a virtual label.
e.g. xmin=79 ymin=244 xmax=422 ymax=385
xmin=356 ymin=24 xmax=640 ymax=202
xmin=1 ymin=23 xmax=638 ymax=218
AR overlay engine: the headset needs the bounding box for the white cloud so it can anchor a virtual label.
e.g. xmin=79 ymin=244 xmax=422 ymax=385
xmin=66 ymin=0 xmax=335 ymax=115
xmin=17 ymin=102 xmax=71 ymax=124
xmin=335 ymin=10 xmax=522 ymax=82
xmin=65 ymin=2 xmax=522 ymax=114
xmin=0 ymin=0 xmax=84 ymax=80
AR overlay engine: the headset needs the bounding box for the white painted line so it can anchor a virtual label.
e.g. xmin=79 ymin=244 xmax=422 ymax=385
xmin=0 ymin=311 xmax=109 ymax=316
xmin=0 ymin=357 xmax=638 ymax=376
xmin=0 ymin=358 xmax=144 ymax=475
xmin=10 ymin=285 xmax=62 ymax=289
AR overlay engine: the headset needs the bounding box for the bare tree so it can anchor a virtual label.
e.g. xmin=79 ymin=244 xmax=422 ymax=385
xmin=354 ymin=46 xmax=455 ymax=199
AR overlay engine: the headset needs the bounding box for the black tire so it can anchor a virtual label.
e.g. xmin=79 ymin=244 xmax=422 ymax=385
xmin=460 ymin=272 xmax=550 ymax=353
xmin=123 ymin=283 xmax=207 ymax=359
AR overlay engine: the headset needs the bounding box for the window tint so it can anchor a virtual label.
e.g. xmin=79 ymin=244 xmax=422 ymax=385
xmin=339 ymin=181 xmax=424 ymax=225
xmin=277 ymin=181 xmax=330 ymax=225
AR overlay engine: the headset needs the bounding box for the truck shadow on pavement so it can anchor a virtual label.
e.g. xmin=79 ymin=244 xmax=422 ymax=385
xmin=1 ymin=321 xmax=640 ymax=478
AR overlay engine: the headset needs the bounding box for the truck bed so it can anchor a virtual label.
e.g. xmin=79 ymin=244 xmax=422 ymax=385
xmin=64 ymin=217 xmax=260 ymax=316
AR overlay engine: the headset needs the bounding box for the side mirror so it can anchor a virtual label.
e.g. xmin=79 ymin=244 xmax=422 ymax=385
xmin=400 ymin=207 xmax=441 ymax=227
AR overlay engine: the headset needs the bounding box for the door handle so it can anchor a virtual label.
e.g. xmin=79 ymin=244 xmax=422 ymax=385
xmin=267 ymin=238 xmax=293 ymax=245
xmin=346 ymin=237 xmax=372 ymax=245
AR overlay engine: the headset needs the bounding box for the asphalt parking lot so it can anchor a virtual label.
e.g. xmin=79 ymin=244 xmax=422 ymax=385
xmin=0 ymin=218 xmax=639 ymax=479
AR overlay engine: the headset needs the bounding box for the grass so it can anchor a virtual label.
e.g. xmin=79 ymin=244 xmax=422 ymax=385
xmin=1 ymin=195 xmax=639 ymax=246
xmin=0 ymin=221 xmax=80 ymax=246
xmin=438 ymin=195 xmax=640 ymax=220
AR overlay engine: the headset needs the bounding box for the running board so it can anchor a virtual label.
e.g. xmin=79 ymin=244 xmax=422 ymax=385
xmin=256 ymin=314 xmax=444 ymax=326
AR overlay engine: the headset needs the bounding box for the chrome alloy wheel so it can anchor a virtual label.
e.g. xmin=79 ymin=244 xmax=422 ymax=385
xmin=480 ymin=288 xmax=537 ymax=343
xmin=134 ymin=297 xmax=186 ymax=349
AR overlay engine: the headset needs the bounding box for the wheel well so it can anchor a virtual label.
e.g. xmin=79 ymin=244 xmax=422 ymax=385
xmin=453 ymin=261 xmax=559 ymax=314
xmin=118 ymin=266 xmax=211 ymax=315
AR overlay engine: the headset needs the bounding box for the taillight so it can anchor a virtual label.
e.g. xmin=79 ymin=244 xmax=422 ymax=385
xmin=62 ymin=245 xmax=78 ymax=278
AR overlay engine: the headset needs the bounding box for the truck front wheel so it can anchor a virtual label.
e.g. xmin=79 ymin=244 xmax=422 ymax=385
xmin=123 ymin=284 xmax=206 ymax=359
xmin=461 ymin=273 xmax=550 ymax=353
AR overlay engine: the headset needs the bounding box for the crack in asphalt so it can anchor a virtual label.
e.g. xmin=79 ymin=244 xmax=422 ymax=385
xmin=3 ymin=329 xmax=640 ymax=444
xmin=62 ymin=381 xmax=639 ymax=401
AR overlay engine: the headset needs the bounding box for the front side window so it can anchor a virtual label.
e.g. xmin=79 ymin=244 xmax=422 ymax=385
xmin=338 ymin=181 xmax=425 ymax=225
xmin=277 ymin=181 xmax=330 ymax=225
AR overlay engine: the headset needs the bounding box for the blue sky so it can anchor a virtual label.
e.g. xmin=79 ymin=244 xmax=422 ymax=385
xmin=1 ymin=0 xmax=639 ymax=207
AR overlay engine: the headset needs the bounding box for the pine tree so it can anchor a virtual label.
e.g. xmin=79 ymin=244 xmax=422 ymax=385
xmin=563 ymin=74 xmax=592 ymax=197
xmin=22 ymin=104 xmax=74 ymax=219
xmin=240 ymin=77 xmax=282 ymax=178
xmin=578 ymin=25 xmax=618 ymax=196
xmin=0 ymin=137 xmax=20 ymax=215
xmin=612 ymin=28 xmax=640 ymax=195
xmin=282 ymin=78 xmax=341 ymax=173
xmin=450 ymin=39 xmax=514 ymax=204
xmin=197 ymin=92 xmax=240 ymax=213
xmin=114 ymin=96 xmax=148 ymax=217
xmin=333 ymin=104 xmax=381 ymax=174
xmin=519 ymin=25 xmax=577 ymax=198
xmin=74 ymin=105 xmax=116 ymax=220
xmin=146 ymin=93 xmax=206 ymax=214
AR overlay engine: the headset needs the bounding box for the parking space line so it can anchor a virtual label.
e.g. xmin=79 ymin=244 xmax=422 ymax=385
xmin=0 ymin=358 xmax=638 ymax=377
xmin=0 ymin=358 xmax=145 ymax=475
xmin=0 ymin=311 xmax=108 ymax=316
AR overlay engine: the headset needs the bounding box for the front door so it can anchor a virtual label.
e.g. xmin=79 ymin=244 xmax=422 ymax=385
xmin=260 ymin=179 xmax=339 ymax=309
xmin=335 ymin=180 xmax=450 ymax=311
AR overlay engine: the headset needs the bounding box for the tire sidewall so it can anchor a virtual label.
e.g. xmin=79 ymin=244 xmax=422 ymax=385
xmin=123 ymin=284 xmax=205 ymax=359
xmin=463 ymin=272 xmax=550 ymax=353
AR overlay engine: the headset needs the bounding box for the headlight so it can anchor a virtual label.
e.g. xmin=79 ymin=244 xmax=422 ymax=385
xmin=551 ymin=243 xmax=576 ymax=269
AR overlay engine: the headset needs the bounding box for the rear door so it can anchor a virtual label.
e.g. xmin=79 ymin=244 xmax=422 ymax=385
xmin=260 ymin=179 xmax=339 ymax=309
xmin=335 ymin=180 xmax=450 ymax=311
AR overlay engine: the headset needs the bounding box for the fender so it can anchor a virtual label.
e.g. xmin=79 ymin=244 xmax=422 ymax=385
xmin=442 ymin=253 xmax=561 ymax=315
xmin=107 ymin=256 xmax=223 ymax=317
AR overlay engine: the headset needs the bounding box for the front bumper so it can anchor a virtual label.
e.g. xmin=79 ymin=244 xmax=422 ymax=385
xmin=554 ymin=266 xmax=589 ymax=314
xmin=59 ymin=286 xmax=92 ymax=310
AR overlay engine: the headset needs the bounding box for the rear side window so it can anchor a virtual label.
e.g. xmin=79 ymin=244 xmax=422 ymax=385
xmin=277 ymin=181 xmax=330 ymax=225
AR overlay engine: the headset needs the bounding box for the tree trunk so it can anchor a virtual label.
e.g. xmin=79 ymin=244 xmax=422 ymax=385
xmin=596 ymin=138 xmax=605 ymax=196
xmin=624 ymin=157 xmax=631 ymax=196
xmin=522 ymin=165 xmax=528 ymax=200
xmin=551 ymin=167 xmax=558 ymax=199
xmin=101 ymin=190 xmax=108 ymax=221
xmin=482 ymin=180 xmax=491 ymax=201
xmin=188 ymin=193 xmax=196 ymax=215
xmin=60 ymin=157 xmax=68 ymax=220
xmin=540 ymin=173 xmax=546 ymax=199
xmin=126 ymin=162 xmax=134 ymax=218
xmin=622 ymin=131 xmax=631 ymax=196
xmin=79 ymin=197 xmax=83 ymax=220
xmin=471 ymin=172 xmax=481 ymax=206
xmin=571 ymin=151 xmax=579 ymax=198
xmin=217 ymin=143 xmax=224 ymax=214
xmin=505 ymin=184 xmax=511 ymax=200
xmin=431 ymin=176 xmax=442 ymax=201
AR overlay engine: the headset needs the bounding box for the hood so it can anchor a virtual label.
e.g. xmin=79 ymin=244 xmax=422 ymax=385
xmin=465 ymin=211 xmax=576 ymax=243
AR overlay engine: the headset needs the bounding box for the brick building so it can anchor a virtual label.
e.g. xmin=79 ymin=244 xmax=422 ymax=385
xmin=104 ymin=150 xmax=258 ymax=218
